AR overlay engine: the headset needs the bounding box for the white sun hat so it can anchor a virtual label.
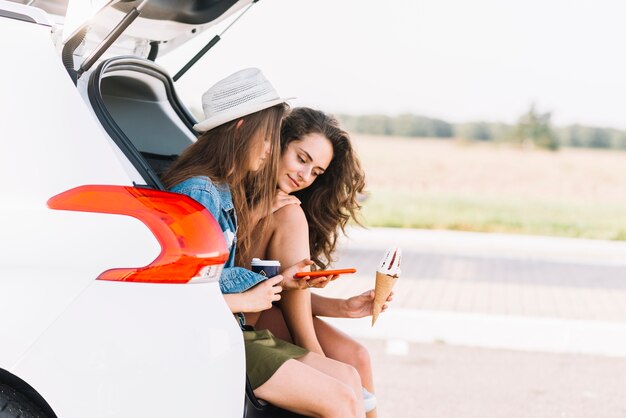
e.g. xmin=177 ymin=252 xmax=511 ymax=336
xmin=193 ymin=67 xmax=294 ymax=132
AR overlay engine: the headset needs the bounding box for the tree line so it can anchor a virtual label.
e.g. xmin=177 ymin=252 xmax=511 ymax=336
xmin=338 ymin=106 xmax=626 ymax=151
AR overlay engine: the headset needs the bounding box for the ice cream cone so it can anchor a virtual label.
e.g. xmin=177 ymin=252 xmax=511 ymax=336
xmin=372 ymin=271 xmax=398 ymax=326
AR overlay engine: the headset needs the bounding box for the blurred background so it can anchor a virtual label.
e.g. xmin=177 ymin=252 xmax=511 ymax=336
xmin=158 ymin=1 xmax=626 ymax=416
xmin=160 ymin=0 xmax=626 ymax=241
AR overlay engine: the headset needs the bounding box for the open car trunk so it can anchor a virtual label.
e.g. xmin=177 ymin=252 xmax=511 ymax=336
xmin=12 ymin=0 xmax=257 ymax=189
xmin=58 ymin=0 xmax=257 ymax=188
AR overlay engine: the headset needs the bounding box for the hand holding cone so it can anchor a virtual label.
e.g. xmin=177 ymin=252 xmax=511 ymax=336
xmin=372 ymin=246 xmax=402 ymax=326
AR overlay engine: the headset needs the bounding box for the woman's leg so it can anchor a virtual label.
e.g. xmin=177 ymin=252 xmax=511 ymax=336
xmin=312 ymin=318 xmax=378 ymax=418
xmin=256 ymin=307 xmax=378 ymax=418
xmin=312 ymin=318 xmax=375 ymax=393
xmin=254 ymin=352 xmax=364 ymax=418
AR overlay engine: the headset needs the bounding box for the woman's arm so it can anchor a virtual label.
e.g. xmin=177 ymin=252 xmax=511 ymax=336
xmin=310 ymin=290 xmax=394 ymax=318
xmin=309 ymin=293 xmax=346 ymax=317
xmin=265 ymin=204 xmax=325 ymax=355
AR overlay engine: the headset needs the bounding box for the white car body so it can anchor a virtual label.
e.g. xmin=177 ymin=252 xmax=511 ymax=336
xmin=0 ymin=1 xmax=248 ymax=416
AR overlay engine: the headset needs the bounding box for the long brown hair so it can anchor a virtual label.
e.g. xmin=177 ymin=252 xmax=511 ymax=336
xmin=281 ymin=107 xmax=366 ymax=269
xmin=163 ymin=104 xmax=287 ymax=266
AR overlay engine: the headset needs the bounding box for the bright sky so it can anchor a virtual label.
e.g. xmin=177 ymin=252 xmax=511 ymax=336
xmin=158 ymin=0 xmax=626 ymax=130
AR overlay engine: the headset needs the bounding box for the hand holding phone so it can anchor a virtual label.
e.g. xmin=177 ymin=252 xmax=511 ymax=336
xmin=294 ymin=268 xmax=356 ymax=278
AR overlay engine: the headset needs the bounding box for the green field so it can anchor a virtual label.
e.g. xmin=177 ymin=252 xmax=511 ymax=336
xmin=362 ymin=190 xmax=626 ymax=241
xmin=354 ymin=136 xmax=626 ymax=241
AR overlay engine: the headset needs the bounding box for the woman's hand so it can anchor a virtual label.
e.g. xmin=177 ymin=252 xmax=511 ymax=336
xmin=272 ymin=189 xmax=300 ymax=213
xmin=290 ymin=274 xmax=338 ymax=289
xmin=279 ymin=259 xmax=336 ymax=290
xmin=238 ymin=275 xmax=283 ymax=312
xmin=342 ymin=289 xmax=394 ymax=318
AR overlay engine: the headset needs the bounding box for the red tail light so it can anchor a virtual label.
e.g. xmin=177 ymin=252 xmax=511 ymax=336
xmin=47 ymin=185 xmax=229 ymax=284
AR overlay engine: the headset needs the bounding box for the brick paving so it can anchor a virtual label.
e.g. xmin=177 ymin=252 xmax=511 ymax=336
xmin=316 ymin=229 xmax=626 ymax=323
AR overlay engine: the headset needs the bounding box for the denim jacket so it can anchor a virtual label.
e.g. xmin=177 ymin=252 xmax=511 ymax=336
xmin=170 ymin=176 xmax=267 ymax=294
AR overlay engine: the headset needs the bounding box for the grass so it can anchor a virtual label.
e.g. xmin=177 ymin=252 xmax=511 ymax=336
xmin=361 ymin=190 xmax=626 ymax=241
xmin=352 ymin=135 xmax=626 ymax=241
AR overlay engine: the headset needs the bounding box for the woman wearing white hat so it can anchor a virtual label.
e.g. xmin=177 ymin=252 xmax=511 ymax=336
xmin=163 ymin=68 xmax=365 ymax=417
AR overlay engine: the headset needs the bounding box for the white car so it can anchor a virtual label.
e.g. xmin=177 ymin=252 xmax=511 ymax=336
xmin=0 ymin=1 xmax=267 ymax=416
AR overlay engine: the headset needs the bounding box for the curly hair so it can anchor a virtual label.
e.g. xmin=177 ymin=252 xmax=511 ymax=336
xmin=281 ymin=107 xmax=366 ymax=269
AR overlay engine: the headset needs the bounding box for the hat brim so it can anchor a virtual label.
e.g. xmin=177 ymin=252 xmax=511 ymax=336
xmin=193 ymin=97 xmax=295 ymax=132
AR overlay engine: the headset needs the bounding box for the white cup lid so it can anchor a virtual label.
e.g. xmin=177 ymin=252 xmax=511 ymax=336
xmin=251 ymin=258 xmax=281 ymax=267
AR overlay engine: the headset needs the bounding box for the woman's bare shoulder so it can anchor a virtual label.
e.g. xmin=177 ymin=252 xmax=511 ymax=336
xmin=273 ymin=203 xmax=307 ymax=225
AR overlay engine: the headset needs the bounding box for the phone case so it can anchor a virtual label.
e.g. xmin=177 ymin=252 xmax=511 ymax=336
xmin=294 ymin=268 xmax=356 ymax=278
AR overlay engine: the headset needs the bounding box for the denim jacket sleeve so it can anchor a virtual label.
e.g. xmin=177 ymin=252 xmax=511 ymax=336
xmin=220 ymin=267 xmax=267 ymax=294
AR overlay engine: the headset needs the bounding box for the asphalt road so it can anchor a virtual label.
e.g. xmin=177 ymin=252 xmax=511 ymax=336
xmin=363 ymin=338 xmax=626 ymax=418
xmin=324 ymin=229 xmax=626 ymax=417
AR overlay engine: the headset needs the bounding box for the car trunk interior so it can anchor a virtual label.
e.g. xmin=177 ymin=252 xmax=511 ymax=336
xmin=87 ymin=57 xmax=197 ymax=189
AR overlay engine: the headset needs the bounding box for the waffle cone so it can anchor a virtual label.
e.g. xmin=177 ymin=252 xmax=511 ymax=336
xmin=372 ymin=271 xmax=398 ymax=326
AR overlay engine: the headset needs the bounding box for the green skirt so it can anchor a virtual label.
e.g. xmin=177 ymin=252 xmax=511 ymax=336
xmin=244 ymin=328 xmax=309 ymax=390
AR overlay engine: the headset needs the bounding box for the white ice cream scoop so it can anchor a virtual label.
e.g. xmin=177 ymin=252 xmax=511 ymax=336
xmin=377 ymin=246 xmax=402 ymax=277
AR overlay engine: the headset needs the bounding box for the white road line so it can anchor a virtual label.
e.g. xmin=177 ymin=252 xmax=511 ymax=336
xmin=385 ymin=339 xmax=410 ymax=356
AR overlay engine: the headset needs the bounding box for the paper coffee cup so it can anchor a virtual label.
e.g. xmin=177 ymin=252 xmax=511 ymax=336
xmin=250 ymin=258 xmax=281 ymax=277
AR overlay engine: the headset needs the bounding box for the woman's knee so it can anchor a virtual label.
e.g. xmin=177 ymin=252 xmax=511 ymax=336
xmin=336 ymin=361 xmax=362 ymax=391
xmin=334 ymin=337 xmax=371 ymax=373
xmin=352 ymin=342 xmax=372 ymax=371
xmin=322 ymin=381 xmax=360 ymax=417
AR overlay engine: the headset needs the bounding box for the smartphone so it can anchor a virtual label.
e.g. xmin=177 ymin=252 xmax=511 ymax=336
xmin=294 ymin=268 xmax=356 ymax=278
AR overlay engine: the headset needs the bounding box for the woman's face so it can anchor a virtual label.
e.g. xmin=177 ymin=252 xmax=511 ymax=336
xmin=277 ymin=133 xmax=333 ymax=193
xmin=247 ymin=127 xmax=272 ymax=172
